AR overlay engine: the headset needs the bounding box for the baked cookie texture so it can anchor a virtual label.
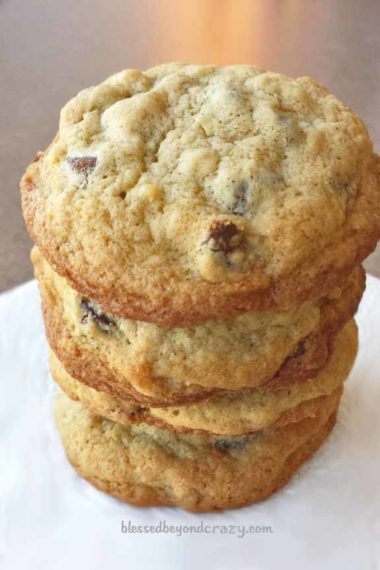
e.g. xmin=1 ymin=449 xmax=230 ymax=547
xmin=55 ymin=389 xmax=340 ymax=512
xmin=51 ymin=320 xmax=357 ymax=436
xmin=22 ymin=63 xmax=379 ymax=511
xmin=21 ymin=63 xmax=380 ymax=325
xmin=34 ymin=247 xmax=364 ymax=404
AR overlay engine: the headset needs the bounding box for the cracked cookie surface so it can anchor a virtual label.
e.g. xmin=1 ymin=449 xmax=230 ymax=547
xmin=21 ymin=64 xmax=380 ymax=324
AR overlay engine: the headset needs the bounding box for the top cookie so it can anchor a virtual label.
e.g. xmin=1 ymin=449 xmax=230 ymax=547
xmin=21 ymin=63 xmax=380 ymax=325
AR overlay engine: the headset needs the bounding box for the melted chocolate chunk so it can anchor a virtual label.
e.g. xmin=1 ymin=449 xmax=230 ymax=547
xmin=214 ymin=438 xmax=248 ymax=453
xmin=288 ymin=341 xmax=306 ymax=359
xmin=206 ymin=221 xmax=241 ymax=254
xmin=130 ymin=407 xmax=147 ymax=420
xmin=232 ymin=181 xmax=249 ymax=216
xmin=80 ymin=299 xmax=115 ymax=332
xmin=67 ymin=156 xmax=97 ymax=174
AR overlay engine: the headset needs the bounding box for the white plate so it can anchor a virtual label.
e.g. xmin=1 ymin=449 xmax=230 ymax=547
xmin=1 ymin=278 xmax=380 ymax=570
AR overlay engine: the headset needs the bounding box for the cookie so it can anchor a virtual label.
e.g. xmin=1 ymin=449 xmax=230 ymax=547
xmin=21 ymin=64 xmax=380 ymax=325
xmin=51 ymin=320 xmax=357 ymax=435
xmin=55 ymin=387 xmax=340 ymax=511
xmin=34 ymin=246 xmax=324 ymax=389
xmin=35 ymin=246 xmax=364 ymax=404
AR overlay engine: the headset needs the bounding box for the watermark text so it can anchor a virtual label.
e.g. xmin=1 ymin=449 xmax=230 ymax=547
xmin=121 ymin=520 xmax=273 ymax=538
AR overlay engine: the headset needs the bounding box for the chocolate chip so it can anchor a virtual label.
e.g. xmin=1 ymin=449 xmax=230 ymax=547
xmin=232 ymin=181 xmax=249 ymax=216
xmin=206 ymin=221 xmax=241 ymax=254
xmin=80 ymin=299 xmax=115 ymax=332
xmin=130 ymin=407 xmax=147 ymax=420
xmin=67 ymin=156 xmax=97 ymax=174
xmin=119 ymin=191 xmax=127 ymax=199
xmin=288 ymin=341 xmax=306 ymax=359
xmin=214 ymin=438 xmax=248 ymax=453
xmin=331 ymin=178 xmax=352 ymax=195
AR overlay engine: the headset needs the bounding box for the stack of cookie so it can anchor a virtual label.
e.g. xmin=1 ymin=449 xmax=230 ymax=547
xmin=21 ymin=64 xmax=380 ymax=511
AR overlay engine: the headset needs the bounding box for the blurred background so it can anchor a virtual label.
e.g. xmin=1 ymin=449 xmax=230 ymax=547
xmin=1 ymin=0 xmax=379 ymax=291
